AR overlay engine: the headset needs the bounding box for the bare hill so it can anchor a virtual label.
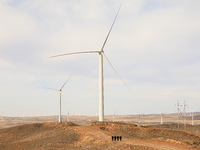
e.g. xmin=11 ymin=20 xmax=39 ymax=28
xmin=0 ymin=122 xmax=200 ymax=150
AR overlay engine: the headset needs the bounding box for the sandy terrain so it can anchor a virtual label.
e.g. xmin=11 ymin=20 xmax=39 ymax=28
xmin=0 ymin=121 xmax=200 ymax=150
xmin=1 ymin=113 xmax=200 ymax=132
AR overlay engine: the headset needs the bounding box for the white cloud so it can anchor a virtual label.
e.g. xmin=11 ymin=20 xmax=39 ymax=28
xmin=0 ymin=0 xmax=200 ymax=116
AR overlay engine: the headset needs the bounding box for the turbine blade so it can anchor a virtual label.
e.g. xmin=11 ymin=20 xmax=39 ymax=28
xmin=60 ymin=74 xmax=72 ymax=90
xmin=44 ymin=87 xmax=60 ymax=91
xmin=101 ymin=4 xmax=121 ymax=51
xmin=102 ymin=52 xmax=131 ymax=92
xmin=50 ymin=51 xmax=99 ymax=58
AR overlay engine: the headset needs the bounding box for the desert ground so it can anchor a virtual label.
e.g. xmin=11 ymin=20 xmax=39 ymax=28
xmin=0 ymin=113 xmax=200 ymax=149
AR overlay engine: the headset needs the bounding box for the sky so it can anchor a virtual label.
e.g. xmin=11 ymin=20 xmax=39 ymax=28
xmin=0 ymin=0 xmax=200 ymax=117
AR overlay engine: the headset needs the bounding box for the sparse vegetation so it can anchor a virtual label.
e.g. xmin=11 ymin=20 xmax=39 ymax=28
xmin=0 ymin=115 xmax=200 ymax=150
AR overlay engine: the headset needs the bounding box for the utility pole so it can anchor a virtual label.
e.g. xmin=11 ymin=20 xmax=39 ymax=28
xmin=177 ymin=100 xmax=180 ymax=129
xmin=138 ymin=114 xmax=141 ymax=125
xmin=183 ymin=100 xmax=187 ymax=131
xmin=192 ymin=112 xmax=194 ymax=126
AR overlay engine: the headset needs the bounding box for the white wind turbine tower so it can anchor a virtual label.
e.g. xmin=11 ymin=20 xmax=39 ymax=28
xmin=46 ymin=75 xmax=72 ymax=123
xmin=67 ymin=110 xmax=70 ymax=122
xmin=113 ymin=111 xmax=117 ymax=122
xmin=160 ymin=113 xmax=163 ymax=125
xmin=50 ymin=5 xmax=129 ymax=122
xmin=0 ymin=115 xmax=5 ymax=122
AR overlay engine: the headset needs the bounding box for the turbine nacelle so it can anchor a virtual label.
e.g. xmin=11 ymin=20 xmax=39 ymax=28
xmin=99 ymin=48 xmax=104 ymax=52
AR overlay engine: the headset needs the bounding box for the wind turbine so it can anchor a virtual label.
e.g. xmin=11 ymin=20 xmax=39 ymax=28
xmin=50 ymin=5 xmax=129 ymax=122
xmin=45 ymin=75 xmax=72 ymax=123
xmin=0 ymin=115 xmax=5 ymax=122
xmin=113 ymin=111 xmax=117 ymax=122
xmin=160 ymin=113 xmax=163 ymax=125
xmin=67 ymin=110 xmax=70 ymax=122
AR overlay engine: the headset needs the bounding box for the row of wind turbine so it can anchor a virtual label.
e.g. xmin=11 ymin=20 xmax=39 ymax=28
xmin=50 ymin=4 xmax=129 ymax=122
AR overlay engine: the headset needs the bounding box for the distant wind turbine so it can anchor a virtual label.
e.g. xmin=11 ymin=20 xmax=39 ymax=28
xmin=50 ymin=4 xmax=129 ymax=122
xmin=0 ymin=115 xmax=5 ymax=122
xmin=113 ymin=111 xmax=117 ymax=122
xmin=160 ymin=113 xmax=163 ymax=125
xmin=45 ymin=75 xmax=72 ymax=123
xmin=67 ymin=110 xmax=70 ymax=122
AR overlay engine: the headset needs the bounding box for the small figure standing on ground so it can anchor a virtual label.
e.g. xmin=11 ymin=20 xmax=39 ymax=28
xmin=114 ymin=135 xmax=116 ymax=141
xmin=119 ymin=136 xmax=122 ymax=141
xmin=117 ymin=136 xmax=119 ymax=141
xmin=112 ymin=135 xmax=122 ymax=141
